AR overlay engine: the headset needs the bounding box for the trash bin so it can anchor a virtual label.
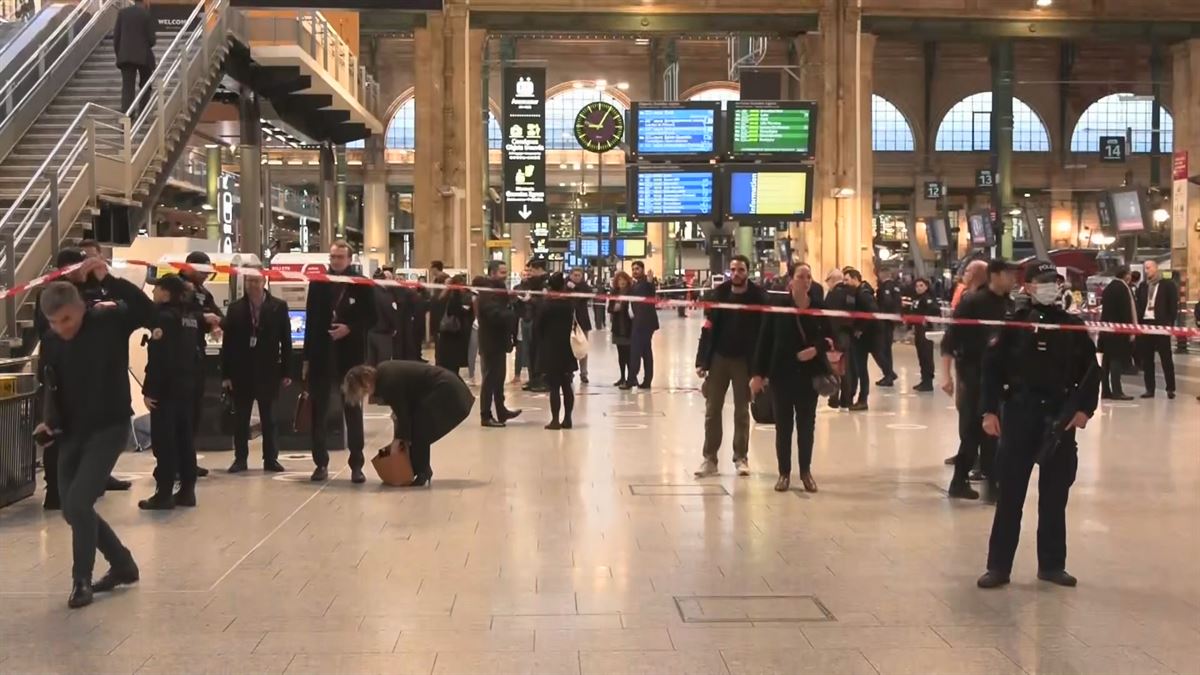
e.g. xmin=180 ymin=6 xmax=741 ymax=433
xmin=0 ymin=388 xmax=37 ymax=508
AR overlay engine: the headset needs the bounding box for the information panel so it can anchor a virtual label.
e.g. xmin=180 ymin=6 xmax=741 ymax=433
xmin=628 ymin=166 xmax=717 ymax=221
xmin=503 ymin=67 xmax=546 ymax=223
xmin=616 ymin=238 xmax=647 ymax=258
xmin=630 ymin=103 xmax=719 ymax=160
xmin=1110 ymin=189 xmax=1147 ymax=233
xmin=723 ymin=166 xmax=813 ymax=221
xmin=578 ymin=213 xmax=612 ymax=236
xmin=728 ymin=101 xmax=816 ymax=159
xmin=578 ymin=238 xmax=613 ymax=259
xmin=616 ymin=216 xmax=647 ymax=237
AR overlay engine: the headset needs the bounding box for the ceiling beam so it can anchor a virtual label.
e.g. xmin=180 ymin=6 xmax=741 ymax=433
xmin=861 ymin=17 xmax=1200 ymax=41
xmin=359 ymin=11 xmax=816 ymax=36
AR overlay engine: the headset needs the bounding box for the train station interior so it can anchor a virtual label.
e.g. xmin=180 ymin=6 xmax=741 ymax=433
xmin=0 ymin=0 xmax=1199 ymax=673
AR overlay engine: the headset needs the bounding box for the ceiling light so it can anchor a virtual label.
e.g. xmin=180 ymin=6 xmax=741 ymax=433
xmin=1152 ymin=208 xmax=1170 ymax=223
xmin=1023 ymin=192 xmax=1031 ymax=198
xmin=559 ymin=163 xmax=568 ymax=169
xmin=635 ymin=38 xmax=650 ymax=46
xmin=1009 ymin=207 xmax=1023 ymax=216
xmin=276 ymin=215 xmax=285 ymax=220
xmin=572 ymin=82 xmax=585 ymax=89
xmin=1035 ymin=0 xmax=1052 ymax=6
xmin=617 ymin=82 xmax=630 ymax=91
xmin=595 ymin=79 xmax=608 ymax=88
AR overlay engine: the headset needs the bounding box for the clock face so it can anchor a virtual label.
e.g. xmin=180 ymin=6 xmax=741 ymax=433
xmin=573 ymin=101 xmax=625 ymax=154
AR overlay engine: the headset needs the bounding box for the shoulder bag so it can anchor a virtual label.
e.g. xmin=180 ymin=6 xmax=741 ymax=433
xmin=570 ymin=316 xmax=589 ymax=360
xmin=795 ymin=315 xmax=841 ymax=398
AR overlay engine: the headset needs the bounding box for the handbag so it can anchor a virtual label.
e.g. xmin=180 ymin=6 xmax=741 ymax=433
xmin=371 ymin=442 xmax=415 ymax=486
xmin=569 ymin=317 xmax=589 ymax=360
xmin=439 ymin=313 xmax=462 ymax=334
xmin=795 ymin=316 xmax=841 ymax=398
xmin=750 ymin=385 xmax=775 ymax=424
xmin=292 ymin=390 xmax=312 ymax=434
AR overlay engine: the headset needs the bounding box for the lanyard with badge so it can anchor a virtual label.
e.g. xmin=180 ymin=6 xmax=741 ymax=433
xmin=249 ymin=300 xmax=261 ymax=348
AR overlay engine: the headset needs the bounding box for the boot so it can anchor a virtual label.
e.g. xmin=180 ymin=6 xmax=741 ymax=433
xmin=68 ymin=579 xmax=94 ymax=608
xmin=137 ymin=491 xmax=175 ymax=510
xmin=172 ymin=485 xmax=197 ymax=508
xmin=93 ymin=562 xmax=140 ymax=593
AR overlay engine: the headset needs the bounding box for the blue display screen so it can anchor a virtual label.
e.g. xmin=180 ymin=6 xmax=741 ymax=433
xmin=635 ymin=170 xmax=715 ymax=218
xmin=289 ymin=310 xmax=306 ymax=343
xmin=727 ymin=169 xmax=812 ymax=218
xmin=580 ymin=239 xmax=599 ymax=258
xmin=578 ymin=214 xmax=611 ymax=236
xmin=616 ymin=238 xmax=646 ymax=258
xmin=636 ymin=107 xmax=716 ymax=155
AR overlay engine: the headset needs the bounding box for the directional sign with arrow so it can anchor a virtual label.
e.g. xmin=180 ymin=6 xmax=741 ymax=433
xmin=503 ymin=67 xmax=547 ymax=224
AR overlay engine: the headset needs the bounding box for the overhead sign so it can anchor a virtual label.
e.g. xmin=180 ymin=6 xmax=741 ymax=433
xmin=218 ymin=173 xmax=237 ymax=253
xmin=529 ymin=221 xmax=550 ymax=260
xmin=976 ymin=169 xmax=994 ymax=189
xmin=1100 ymin=136 xmax=1126 ymax=163
xmin=924 ymin=181 xmax=946 ymax=200
xmin=503 ymin=67 xmax=547 ymax=224
xmin=1173 ymin=150 xmax=1189 ymax=181
xmin=1173 ymin=151 xmax=1189 ymax=246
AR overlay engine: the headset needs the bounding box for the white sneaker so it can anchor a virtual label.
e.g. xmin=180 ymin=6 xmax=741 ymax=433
xmin=694 ymin=460 xmax=718 ymax=478
xmin=734 ymin=458 xmax=750 ymax=477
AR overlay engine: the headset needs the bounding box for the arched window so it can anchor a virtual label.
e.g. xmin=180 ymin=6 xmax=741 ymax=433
xmin=1070 ymin=93 xmax=1174 ymax=154
xmin=386 ymin=98 xmax=416 ymax=150
xmin=685 ymin=84 xmax=740 ymax=109
xmin=487 ymin=110 xmax=501 ymax=150
xmin=935 ymin=92 xmax=1050 ymax=152
xmin=872 ymin=94 xmax=915 ymax=152
xmin=545 ymin=84 xmax=628 ymax=150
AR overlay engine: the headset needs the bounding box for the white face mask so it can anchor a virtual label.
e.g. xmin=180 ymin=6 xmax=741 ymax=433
xmin=1031 ymin=283 xmax=1059 ymax=306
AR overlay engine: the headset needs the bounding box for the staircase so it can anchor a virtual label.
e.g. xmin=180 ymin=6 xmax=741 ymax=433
xmin=0 ymin=0 xmax=239 ymax=346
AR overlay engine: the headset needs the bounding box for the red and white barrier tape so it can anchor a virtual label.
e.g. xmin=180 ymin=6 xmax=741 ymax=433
xmin=4 ymin=259 xmax=1198 ymax=339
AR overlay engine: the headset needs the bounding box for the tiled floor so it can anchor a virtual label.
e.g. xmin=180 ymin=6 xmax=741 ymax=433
xmin=1 ymin=316 xmax=1198 ymax=675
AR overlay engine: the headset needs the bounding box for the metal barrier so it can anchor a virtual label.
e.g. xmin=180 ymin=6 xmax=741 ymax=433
xmin=0 ymin=390 xmax=37 ymax=507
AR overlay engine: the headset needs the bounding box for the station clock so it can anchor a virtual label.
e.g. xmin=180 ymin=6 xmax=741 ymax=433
xmin=573 ymin=101 xmax=624 ymax=154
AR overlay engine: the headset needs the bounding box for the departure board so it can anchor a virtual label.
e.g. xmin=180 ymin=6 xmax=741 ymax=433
xmin=616 ymin=238 xmax=646 ymax=258
xmin=728 ymin=101 xmax=816 ymax=159
xmin=578 ymin=213 xmax=612 ymax=236
xmin=631 ymin=103 xmax=719 ymax=159
xmin=725 ymin=167 xmax=813 ymax=220
xmin=629 ymin=166 xmax=716 ymax=220
xmin=615 ymin=216 xmax=647 ymax=237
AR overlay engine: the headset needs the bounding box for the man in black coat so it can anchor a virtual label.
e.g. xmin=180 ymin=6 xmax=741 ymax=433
xmin=476 ymin=261 xmax=521 ymax=426
xmin=221 ymin=264 xmax=292 ymax=473
xmin=625 ymin=261 xmax=660 ymax=389
xmin=1099 ymin=269 xmax=1137 ymax=400
xmin=181 ymin=251 xmax=224 ymax=479
xmin=302 ymin=241 xmax=376 ymax=483
xmin=874 ymin=270 xmax=902 ymax=386
xmin=567 ymin=268 xmax=593 ymax=384
xmin=840 ymin=268 xmax=878 ymax=411
xmin=1135 ymin=260 xmax=1179 ymax=399
xmin=113 ymin=0 xmax=156 ymax=114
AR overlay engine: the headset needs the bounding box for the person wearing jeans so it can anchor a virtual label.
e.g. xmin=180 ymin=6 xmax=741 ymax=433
xmin=694 ymin=256 xmax=765 ymax=478
xmin=750 ymin=263 xmax=830 ymax=493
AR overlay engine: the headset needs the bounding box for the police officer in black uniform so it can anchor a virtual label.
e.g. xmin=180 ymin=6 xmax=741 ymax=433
xmin=976 ymin=260 xmax=1099 ymax=589
xmin=138 ymin=274 xmax=202 ymax=510
xmin=181 ymin=251 xmax=224 ymax=478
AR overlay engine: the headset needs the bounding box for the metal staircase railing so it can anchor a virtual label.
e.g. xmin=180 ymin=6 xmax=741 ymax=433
xmin=0 ymin=0 xmax=239 ymax=340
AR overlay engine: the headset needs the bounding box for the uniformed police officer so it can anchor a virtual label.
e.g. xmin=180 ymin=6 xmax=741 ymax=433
xmin=976 ymin=260 xmax=1099 ymax=589
xmin=138 ymin=274 xmax=203 ymax=510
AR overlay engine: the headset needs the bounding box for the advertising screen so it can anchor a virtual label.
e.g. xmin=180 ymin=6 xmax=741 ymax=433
xmin=629 ymin=102 xmax=719 ymax=160
xmin=1109 ymin=189 xmax=1148 ymax=234
xmin=615 ymin=216 xmax=647 ymax=237
xmin=728 ymin=101 xmax=816 ymax=159
xmin=578 ymin=213 xmax=612 ymax=236
xmin=925 ymin=217 xmax=950 ymax=250
xmin=628 ymin=166 xmax=716 ymax=221
xmin=289 ymin=310 xmax=307 ymax=343
xmin=723 ymin=166 xmax=814 ymax=221
xmin=616 ymin=238 xmax=647 ymax=258
xmin=968 ymin=211 xmax=994 ymax=247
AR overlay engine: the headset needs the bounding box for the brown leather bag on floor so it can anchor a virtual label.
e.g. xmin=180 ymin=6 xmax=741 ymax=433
xmin=372 ymin=443 xmax=415 ymax=486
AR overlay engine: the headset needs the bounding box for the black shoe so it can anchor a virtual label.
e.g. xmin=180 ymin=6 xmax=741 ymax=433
xmin=1140 ymin=392 xmax=1156 ymax=399
xmin=1038 ymin=569 xmax=1078 ymax=587
xmin=1111 ymin=394 xmax=1133 ymax=401
xmin=500 ymin=408 xmax=523 ymax=423
xmin=196 ymin=466 xmax=209 ymax=478
xmin=43 ymin=492 xmax=61 ymax=511
xmin=848 ymin=401 xmax=869 ymax=411
xmin=68 ymin=579 xmax=94 ymax=609
xmin=580 ymin=375 xmax=589 ymax=384
xmin=561 ymin=418 xmax=573 ymax=429
xmin=410 ymin=472 xmax=432 ymax=487
xmin=351 ymin=469 xmax=366 ymax=484
xmin=310 ymin=466 xmax=329 ymax=482
xmin=637 ymin=382 xmax=652 ymax=390
xmin=1167 ymin=391 xmax=1176 ymax=400
xmin=613 ymin=379 xmax=626 ymax=387
xmin=944 ymin=455 xmax=957 ymax=465
xmin=93 ymin=563 xmax=139 ymax=593
xmin=545 ymin=421 xmax=562 ymax=430
xmin=105 ymin=476 xmax=132 ymax=491
xmin=1101 ymin=392 xmax=1113 ymax=400
xmin=137 ymin=491 xmax=175 ymax=511
xmin=968 ymin=469 xmax=985 ymax=482
xmin=914 ymin=382 xmax=934 ymax=392
xmin=876 ymin=377 xmax=895 ymax=387
xmin=228 ymin=460 xmax=248 ymax=474
xmin=976 ymin=570 xmax=1011 ymax=589
xmin=482 ymin=418 xmax=506 ymax=428
xmin=980 ymin=482 xmax=999 ymax=505
xmin=948 ymin=482 xmax=980 ymax=500
xmin=618 ymin=382 xmax=633 ymax=391
xmin=263 ymin=460 xmax=285 ymax=472
xmin=828 ymin=397 xmax=841 ymax=409
xmin=172 ymin=487 xmax=196 ymax=508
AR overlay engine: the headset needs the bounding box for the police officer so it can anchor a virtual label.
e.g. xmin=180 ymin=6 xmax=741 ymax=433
xmin=181 ymin=251 xmax=223 ymax=478
xmin=976 ymin=260 xmax=1099 ymax=589
xmin=138 ymin=274 xmax=202 ymax=510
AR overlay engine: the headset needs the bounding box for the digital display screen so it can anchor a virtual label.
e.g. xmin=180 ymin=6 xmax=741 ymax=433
xmin=580 ymin=238 xmax=599 ymax=258
xmin=578 ymin=214 xmax=612 ymax=236
xmin=725 ymin=167 xmax=813 ymax=220
xmin=632 ymin=103 xmax=718 ymax=158
xmin=728 ymin=101 xmax=815 ymax=158
xmin=1109 ymin=190 xmax=1147 ymax=233
xmin=564 ymin=252 xmax=585 ymax=268
xmin=617 ymin=238 xmax=646 ymax=258
xmin=968 ymin=212 xmax=993 ymax=247
xmin=616 ymin=216 xmax=646 ymax=237
xmin=629 ymin=166 xmax=716 ymax=220
xmin=926 ymin=217 xmax=950 ymax=250
xmin=289 ymin=310 xmax=306 ymax=343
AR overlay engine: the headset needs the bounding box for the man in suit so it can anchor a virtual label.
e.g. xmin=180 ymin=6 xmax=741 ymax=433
xmin=1135 ymin=260 xmax=1179 ymax=399
xmin=1099 ymin=269 xmax=1137 ymax=401
xmin=624 ymin=261 xmax=660 ymax=390
xmin=113 ymin=0 xmax=156 ymax=114
xmin=475 ymin=262 xmax=521 ymax=427
xmin=221 ymin=263 xmax=292 ymax=473
xmin=368 ymin=269 xmax=401 ymax=366
xmin=303 ymin=240 xmax=375 ymax=483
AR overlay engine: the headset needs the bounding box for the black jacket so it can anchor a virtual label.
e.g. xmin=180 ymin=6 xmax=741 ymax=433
xmin=374 ymin=360 xmax=475 ymax=444
xmin=303 ymin=273 xmax=376 ymax=375
xmin=41 ymin=276 xmax=155 ymax=436
xmin=908 ymin=291 xmax=940 ymax=338
xmin=1135 ymin=277 xmax=1180 ymax=327
xmin=752 ymin=296 xmax=832 ymax=384
xmin=567 ymin=280 xmax=593 ymax=332
xmin=372 ymin=286 xmax=402 ymax=336
xmin=941 ymin=287 xmax=1013 ymax=364
xmin=876 ymin=279 xmax=903 ymax=314
xmin=534 ymin=298 xmax=578 ymax=375
xmin=113 ymin=2 xmax=157 ymax=68
xmin=477 ymin=283 xmax=516 ymax=354
xmin=630 ymin=278 xmax=659 ymax=334
xmin=1099 ymin=278 xmax=1137 ymax=356
xmin=435 ymin=290 xmax=473 ymax=370
xmin=221 ymin=293 xmax=292 ymax=395
xmin=143 ymin=302 xmax=201 ymax=401
xmin=190 ymin=280 xmax=224 ymax=352
xmin=608 ymin=297 xmax=632 ymax=346
xmin=695 ymin=280 xmax=768 ymax=370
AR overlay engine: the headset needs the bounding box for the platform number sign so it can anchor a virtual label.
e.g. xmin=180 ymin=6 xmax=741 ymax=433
xmin=924 ymin=181 xmax=946 ymax=200
xmin=976 ymin=169 xmax=995 ymax=189
xmin=1100 ymin=136 xmax=1126 ymax=163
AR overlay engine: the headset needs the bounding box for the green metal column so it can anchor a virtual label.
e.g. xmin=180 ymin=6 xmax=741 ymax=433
xmin=663 ymin=223 xmax=677 ymax=275
xmin=1150 ymin=43 xmax=1163 ymax=188
xmin=990 ymin=41 xmax=1014 ymax=258
xmin=205 ymin=146 xmax=221 ymax=242
xmin=336 ymin=145 xmax=348 ymax=238
xmin=736 ymin=225 xmax=754 ymax=261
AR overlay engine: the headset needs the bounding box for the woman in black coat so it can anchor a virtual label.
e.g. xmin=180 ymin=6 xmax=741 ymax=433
xmin=535 ymin=273 xmax=578 ymax=429
xmin=608 ymin=271 xmax=634 ymax=387
xmin=751 ymin=263 xmax=833 ymax=494
xmin=435 ymin=275 xmax=473 ymax=376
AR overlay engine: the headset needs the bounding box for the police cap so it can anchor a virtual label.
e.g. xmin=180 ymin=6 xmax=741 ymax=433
xmin=1024 ymin=260 xmax=1058 ymax=283
xmin=149 ymin=273 xmax=188 ymax=299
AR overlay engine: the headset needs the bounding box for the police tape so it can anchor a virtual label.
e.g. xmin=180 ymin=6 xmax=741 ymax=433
xmin=4 ymin=258 xmax=1198 ymax=340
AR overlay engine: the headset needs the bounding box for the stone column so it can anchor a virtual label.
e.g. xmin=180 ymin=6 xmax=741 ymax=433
xmin=318 ymin=142 xmax=336 ymax=251
xmin=1171 ymin=39 xmax=1200 ymax=304
xmin=238 ymin=87 xmax=263 ymax=257
xmin=795 ymin=4 xmax=875 ymax=281
xmin=362 ymin=135 xmax=390 ymax=269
